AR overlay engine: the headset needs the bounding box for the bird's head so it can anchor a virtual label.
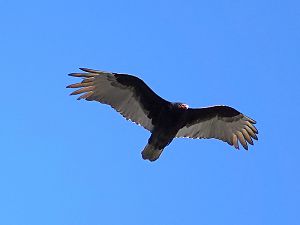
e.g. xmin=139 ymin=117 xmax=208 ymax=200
xmin=173 ymin=102 xmax=189 ymax=110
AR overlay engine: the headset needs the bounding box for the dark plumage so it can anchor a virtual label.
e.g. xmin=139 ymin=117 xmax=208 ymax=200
xmin=67 ymin=68 xmax=258 ymax=162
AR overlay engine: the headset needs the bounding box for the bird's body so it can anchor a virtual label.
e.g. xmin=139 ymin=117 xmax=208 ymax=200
xmin=143 ymin=104 xmax=186 ymax=160
xmin=67 ymin=68 xmax=258 ymax=162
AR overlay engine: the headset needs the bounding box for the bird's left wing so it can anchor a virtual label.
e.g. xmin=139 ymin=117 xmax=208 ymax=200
xmin=67 ymin=68 xmax=170 ymax=131
xmin=176 ymin=106 xmax=258 ymax=150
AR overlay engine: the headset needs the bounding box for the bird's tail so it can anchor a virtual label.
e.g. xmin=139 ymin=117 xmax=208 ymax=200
xmin=141 ymin=144 xmax=163 ymax=162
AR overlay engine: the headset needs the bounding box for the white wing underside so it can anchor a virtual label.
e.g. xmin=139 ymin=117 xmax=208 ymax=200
xmin=68 ymin=70 xmax=154 ymax=131
xmin=176 ymin=114 xmax=257 ymax=149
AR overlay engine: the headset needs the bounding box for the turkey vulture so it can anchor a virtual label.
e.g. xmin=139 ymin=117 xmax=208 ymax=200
xmin=67 ymin=68 xmax=258 ymax=162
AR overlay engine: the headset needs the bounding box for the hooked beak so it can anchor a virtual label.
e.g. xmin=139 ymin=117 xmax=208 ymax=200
xmin=180 ymin=104 xmax=189 ymax=109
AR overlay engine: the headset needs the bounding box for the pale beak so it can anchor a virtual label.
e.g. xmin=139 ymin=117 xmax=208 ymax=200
xmin=180 ymin=104 xmax=189 ymax=109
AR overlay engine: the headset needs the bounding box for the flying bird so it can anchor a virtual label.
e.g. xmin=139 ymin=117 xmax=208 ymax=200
xmin=67 ymin=68 xmax=258 ymax=162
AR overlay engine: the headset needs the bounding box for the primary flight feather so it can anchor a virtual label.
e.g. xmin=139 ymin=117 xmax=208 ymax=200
xmin=67 ymin=68 xmax=258 ymax=161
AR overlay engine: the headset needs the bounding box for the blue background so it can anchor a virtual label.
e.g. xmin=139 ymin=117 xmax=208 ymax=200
xmin=1 ymin=0 xmax=299 ymax=224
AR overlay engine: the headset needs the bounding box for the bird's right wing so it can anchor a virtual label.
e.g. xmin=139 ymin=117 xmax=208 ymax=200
xmin=176 ymin=106 xmax=258 ymax=150
xmin=67 ymin=68 xmax=170 ymax=131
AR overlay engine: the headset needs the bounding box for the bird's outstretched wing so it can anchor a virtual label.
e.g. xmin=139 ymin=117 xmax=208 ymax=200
xmin=176 ymin=106 xmax=258 ymax=150
xmin=67 ymin=68 xmax=170 ymax=131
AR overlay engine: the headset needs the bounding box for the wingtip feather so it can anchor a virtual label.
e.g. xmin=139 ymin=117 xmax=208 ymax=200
xmin=244 ymin=115 xmax=257 ymax=124
xmin=68 ymin=72 xmax=94 ymax=78
xmin=79 ymin=68 xmax=105 ymax=73
xmin=79 ymin=68 xmax=91 ymax=72
xmin=236 ymin=131 xmax=248 ymax=150
xmin=232 ymin=134 xmax=240 ymax=150
xmin=66 ymin=82 xmax=93 ymax=89
xmin=77 ymin=91 xmax=94 ymax=100
xmin=70 ymin=86 xmax=95 ymax=95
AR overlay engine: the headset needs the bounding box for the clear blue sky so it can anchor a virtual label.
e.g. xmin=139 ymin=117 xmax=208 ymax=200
xmin=1 ymin=0 xmax=299 ymax=225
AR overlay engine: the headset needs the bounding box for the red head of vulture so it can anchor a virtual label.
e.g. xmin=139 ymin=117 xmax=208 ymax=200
xmin=67 ymin=68 xmax=258 ymax=162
